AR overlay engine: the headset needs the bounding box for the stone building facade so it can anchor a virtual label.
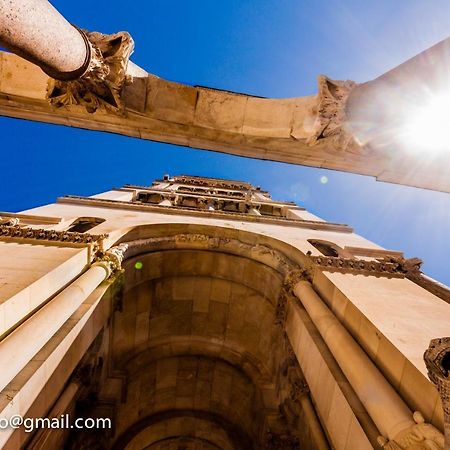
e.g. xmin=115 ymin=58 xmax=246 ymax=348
xmin=0 ymin=175 xmax=449 ymax=449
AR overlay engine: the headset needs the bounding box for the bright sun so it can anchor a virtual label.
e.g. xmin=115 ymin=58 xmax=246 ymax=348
xmin=401 ymin=93 xmax=450 ymax=154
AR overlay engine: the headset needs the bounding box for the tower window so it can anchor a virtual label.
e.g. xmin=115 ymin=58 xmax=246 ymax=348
xmin=307 ymin=239 xmax=343 ymax=257
xmin=67 ymin=217 xmax=105 ymax=233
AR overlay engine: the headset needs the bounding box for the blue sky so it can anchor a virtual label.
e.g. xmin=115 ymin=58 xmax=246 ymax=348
xmin=1 ymin=0 xmax=449 ymax=285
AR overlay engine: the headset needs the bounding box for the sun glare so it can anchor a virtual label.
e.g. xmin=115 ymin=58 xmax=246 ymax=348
xmin=401 ymin=92 xmax=450 ymax=154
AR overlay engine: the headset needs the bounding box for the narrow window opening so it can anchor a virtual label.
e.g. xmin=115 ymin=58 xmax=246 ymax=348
xmin=307 ymin=239 xmax=342 ymax=257
xmin=67 ymin=217 xmax=105 ymax=233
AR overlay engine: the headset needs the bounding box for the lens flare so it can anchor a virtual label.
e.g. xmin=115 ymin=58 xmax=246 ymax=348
xmin=401 ymin=92 xmax=450 ymax=154
xmin=134 ymin=261 xmax=143 ymax=270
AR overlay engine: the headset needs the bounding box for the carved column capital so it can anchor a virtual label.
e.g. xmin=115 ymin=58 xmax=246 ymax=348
xmin=307 ymin=75 xmax=357 ymax=151
xmin=378 ymin=412 xmax=445 ymax=449
xmin=424 ymin=337 xmax=450 ymax=448
xmin=284 ymin=268 xmax=311 ymax=294
xmin=47 ymin=30 xmax=134 ymax=113
xmin=93 ymin=243 xmax=128 ymax=280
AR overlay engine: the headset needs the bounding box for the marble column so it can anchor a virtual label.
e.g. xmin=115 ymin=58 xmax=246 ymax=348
xmin=292 ymin=279 xmax=444 ymax=448
xmin=0 ymin=245 xmax=126 ymax=393
xmin=27 ymin=382 xmax=81 ymax=450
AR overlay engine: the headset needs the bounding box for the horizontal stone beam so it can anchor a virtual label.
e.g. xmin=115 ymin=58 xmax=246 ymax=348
xmin=1 ymin=44 xmax=449 ymax=192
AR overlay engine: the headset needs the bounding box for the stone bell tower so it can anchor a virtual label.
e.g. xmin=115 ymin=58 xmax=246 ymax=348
xmin=0 ymin=174 xmax=449 ymax=449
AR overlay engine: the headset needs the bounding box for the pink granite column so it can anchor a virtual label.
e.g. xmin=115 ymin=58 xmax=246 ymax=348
xmin=0 ymin=0 xmax=89 ymax=79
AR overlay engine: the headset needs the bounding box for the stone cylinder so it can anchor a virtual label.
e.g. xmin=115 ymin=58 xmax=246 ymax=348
xmin=0 ymin=0 xmax=89 ymax=80
xmin=299 ymin=395 xmax=330 ymax=449
xmin=0 ymin=263 xmax=109 ymax=393
xmin=293 ymin=280 xmax=414 ymax=440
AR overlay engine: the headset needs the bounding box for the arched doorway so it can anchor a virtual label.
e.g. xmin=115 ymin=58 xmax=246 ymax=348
xmin=65 ymin=224 xmax=327 ymax=450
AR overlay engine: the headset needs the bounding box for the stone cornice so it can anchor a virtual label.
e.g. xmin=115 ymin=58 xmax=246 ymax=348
xmin=309 ymin=255 xmax=422 ymax=278
xmin=310 ymin=254 xmax=450 ymax=303
xmin=57 ymin=196 xmax=353 ymax=233
xmin=0 ymin=224 xmax=107 ymax=247
xmin=172 ymin=175 xmax=253 ymax=191
xmin=0 ymin=212 xmax=62 ymax=225
xmin=407 ymin=273 xmax=450 ymax=305
xmin=120 ymin=185 xmax=300 ymax=208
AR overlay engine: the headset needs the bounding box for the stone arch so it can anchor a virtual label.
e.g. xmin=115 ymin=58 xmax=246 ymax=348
xmin=88 ymin=223 xmax=312 ymax=449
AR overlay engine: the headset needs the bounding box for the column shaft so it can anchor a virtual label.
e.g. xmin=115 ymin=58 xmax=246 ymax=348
xmin=293 ymin=280 xmax=414 ymax=440
xmin=0 ymin=264 xmax=109 ymax=393
xmin=0 ymin=0 xmax=89 ymax=79
xmin=299 ymin=395 xmax=330 ymax=449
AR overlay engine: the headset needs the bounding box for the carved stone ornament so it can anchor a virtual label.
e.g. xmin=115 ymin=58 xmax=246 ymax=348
xmin=124 ymin=233 xmax=297 ymax=276
xmin=94 ymin=243 xmax=129 ymax=280
xmin=307 ymin=75 xmax=358 ymax=151
xmin=377 ymin=412 xmax=444 ymax=450
xmin=310 ymin=254 xmax=423 ymax=278
xmin=283 ymin=268 xmax=311 ymax=293
xmin=0 ymin=224 xmax=107 ymax=245
xmin=48 ymin=30 xmax=134 ymax=113
xmin=0 ymin=217 xmax=20 ymax=226
xmin=424 ymin=337 xmax=450 ymax=449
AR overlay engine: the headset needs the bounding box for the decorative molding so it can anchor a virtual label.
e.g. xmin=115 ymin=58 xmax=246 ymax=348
xmin=94 ymin=244 xmax=128 ymax=281
xmin=120 ymin=233 xmax=306 ymax=281
xmin=309 ymin=254 xmax=423 ymax=278
xmin=424 ymin=338 xmax=450 ymax=448
xmin=173 ymin=175 xmax=253 ymax=191
xmin=284 ymin=268 xmax=311 ymax=293
xmin=0 ymin=217 xmax=20 ymax=226
xmin=307 ymin=75 xmax=358 ymax=151
xmin=57 ymin=196 xmax=353 ymax=233
xmin=377 ymin=412 xmax=445 ymax=449
xmin=0 ymin=224 xmax=107 ymax=246
xmin=47 ymin=30 xmax=134 ymax=113
xmin=310 ymin=245 xmax=450 ymax=302
xmin=344 ymin=246 xmax=404 ymax=258
xmin=408 ymin=273 xmax=450 ymax=305
xmin=0 ymin=212 xmax=61 ymax=225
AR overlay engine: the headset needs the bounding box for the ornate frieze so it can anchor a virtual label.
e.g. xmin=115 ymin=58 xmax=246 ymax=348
xmin=408 ymin=273 xmax=450 ymax=305
xmin=424 ymin=338 xmax=450 ymax=448
xmin=173 ymin=175 xmax=252 ymax=191
xmin=307 ymin=75 xmax=358 ymax=151
xmin=122 ymin=233 xmax=297 ymax=274
xmin=47 ymin=30 xmax=134 ymax=113
xmin=309 ymin=254 xmax=423 ymax=278
xmin=58 ymin=195 xmax=353 ymax=233
xmin=0 ymin=217 xmax=20 ymax=226
xmin=0 ymin=224 xmax=107 ymax=245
